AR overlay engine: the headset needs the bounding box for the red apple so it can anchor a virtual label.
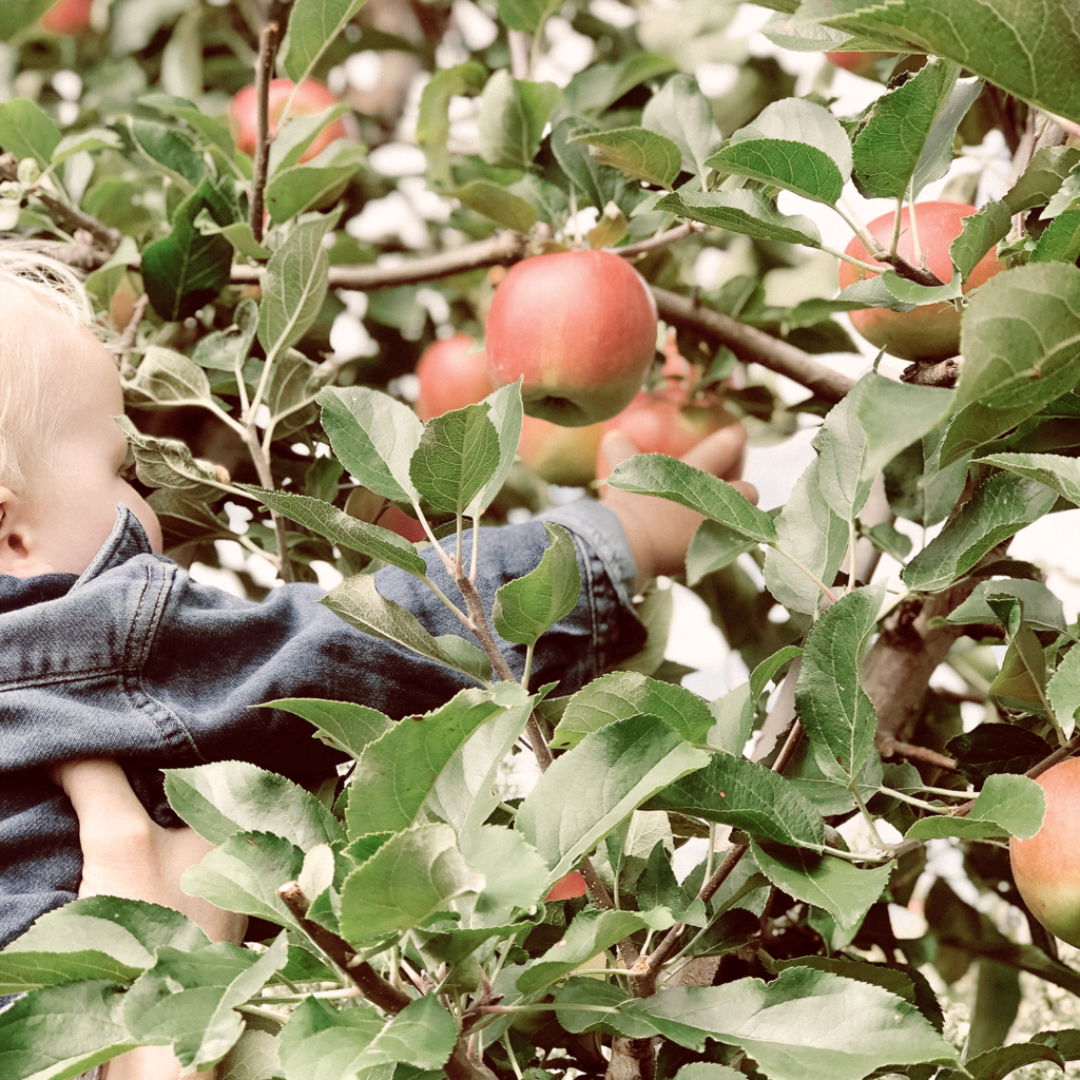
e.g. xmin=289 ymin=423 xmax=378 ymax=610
xmin=545 ymin=870 xmax=588 ymax=901
xmin=414 ymin=334 xmax=493 ymax=422
xmin=41 ymin=0 xmax=92 ymax=34
xmin=825 ymin=51 xmax=894 ymax=78
xmin=518 ymin=415 xmax=604 ymax=487
xmin=1010 ymin=757 xmax=1080 ymax=946
xmin=837 ymin=201 xmax=1005 ymax=361
xmin=596 ymin=386 xmax=738 ymax=480
xmin=230 ymin=78 xmax=348 ymax=164
xmin=485 ymin=249 xmax=658 ymax=427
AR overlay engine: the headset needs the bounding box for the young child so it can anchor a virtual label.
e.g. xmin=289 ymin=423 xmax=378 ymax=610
xmin=0 ymin=248 xmax=755 ymax=959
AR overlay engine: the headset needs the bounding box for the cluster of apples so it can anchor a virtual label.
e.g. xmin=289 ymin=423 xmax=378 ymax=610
xmin=410 ymin=249 xmax=736 ymax=496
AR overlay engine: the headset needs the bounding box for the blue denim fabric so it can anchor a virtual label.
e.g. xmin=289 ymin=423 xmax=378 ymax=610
xmin=0 ymin=501 xmax=644 ymax=953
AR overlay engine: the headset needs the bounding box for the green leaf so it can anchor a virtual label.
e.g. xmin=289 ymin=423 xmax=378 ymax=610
xmin=478 ymin=70 xmax=562 ymax=171
xmin=450 ymin=178 xmax=538 ymax=231
xmin=338 ymin=823 xmax=485 ymax=938
xmin=570 ymin=126 xmax=682 ymax=188
xmin=850 ymin=60 xmax=970 ymax=200
xmin=644 ymin=753 xmax=826 ymax=849
xmin=1049 ymin=646 xmax=1080 ymax=740
xmin=181 ymin=832 xmax=307 ymax=929
xmin=346 ymin=689 xmax=506 ymax=835
xmin=0 ymin=1 xmax=54 ymax=41
xmin=795 ymin=583 xmax=885 ymax=783
xmin=763 ymin=457 xmax=848 ymax=616
xmin=116 ymin=415 xmax=226 ymax=500
xmin=192 ymin=298 xmax=259 ymax=371
xmin=0 ymin=97 xmax=62 ymax=167
xmin=123 ymin=936 xmax=288 ymax=1069
xmin=903 ymin=472 xmax=1058 ymax=592
xmin=518 ymin=715 xmax=710 ymax=883
xmin=457 ymin=824 xmax=549 ymax=927
xmin=130 ymin=117 xmax=207 ymax=190
xmin=0 ymin=896 xmax=206 ymax=995
xmin=518 ymin=908 xmax=674 ymax=994
xmin=0 ymin=981 xmax=135 ymax=1079
xmin=641 ymin=74 xmax=723 ymax=178
xmin=749 ymin=840 xmax=892 ymax=931
xmin=799 ymin=0 xmax=1080 ymax=124
xmin=905 ymin=773 xmax=1045 ymax=840
xmin=686 ymin=518 xmax=757 ymax=585
xmin=952 ymin=200 xmax=1012 ymax=282
xmin=418 ymin=62 xmax=488 ymax=186
xmin=193 ymin=210 xmax=272 ymax=260
xmin=280 ymin=0 xmax=369 ymax=85
xmin=494 ymin=0 xmax=560 ymax=33
xmin=428 ymin=686 xmax=533 ymax=839
xmin=164 ymin=761 xmax=344 ymax=849
xmin=947 ymin=577 xmax=1066 ymax=633
xmin=51 ymin=127 xmax=123 ymax=165
xmin=240 ymin=485 xmax=428 ymax=576
xmin=635 ymin=967 xmax=956 ymax=1079
xmin=465 ymin=382 xmax=524 ymax=518
xmin=126 ymin=345 xmax=214 ymax=409
xmin=142 ymin=177 xmax=234 ymax=321
xmin=265 ymin=146 xmax=366 ymax=223
xmin=265 ymin=697 xmax=394 ymax=760
xmin=317 ymin=386 xmax=424 ymax=504
xmin=943 ymin=1042 xmax=1068 ymax=1080
xmin=707 ymin=97 xmax=851 ymax=204
xmin=750 ymin=645 xmax=803 ymax=700
xmin=493 ymin=523 xmax=581 ymax=646
xmin=257 ymin=212 xmax=337 ymax=362
xmin=322 ymin=574 xmax=485 ymax=680
xmin=608 ymin=454 xmax=776 ymax=544
xmin=655 ymin=189 xmax=822 ymax=247
xmin=1032 ymin=206 xmax=1080 ymax=265
xmin=410 ymin=403 xmax=500 ymax=514
xmin=559 ymin=52 xmax=677 ymax=118
xmin=550 ymin=670 xmax=715 ymax=751
xmin=276 ymin=996 xmax=385 ymax=1080
xmin=1004 ymin=146 xmax=1080 ymax=213
xmin=139 ymin=93 xmax=237 ymax=157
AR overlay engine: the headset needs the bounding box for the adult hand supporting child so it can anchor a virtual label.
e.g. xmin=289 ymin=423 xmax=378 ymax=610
xmin=50 ymin=759 xmax=245 ymax=1080
xmin=598 ymin=422 xmax=758 ymax=591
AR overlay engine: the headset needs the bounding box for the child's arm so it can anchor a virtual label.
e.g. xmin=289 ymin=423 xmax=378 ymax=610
xmin=598 ymin=423 xmax=758 ymax=591
xmin=50 ymin=760 xmax=244 ymax=1080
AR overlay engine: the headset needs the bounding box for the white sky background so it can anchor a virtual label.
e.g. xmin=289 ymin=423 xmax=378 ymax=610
xmin=196 ymin=1 xmax=1080 ymax=706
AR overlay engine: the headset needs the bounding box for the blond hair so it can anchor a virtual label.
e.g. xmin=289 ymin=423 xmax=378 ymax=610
xmin=0 ymin=241 xmax=97 ymax=493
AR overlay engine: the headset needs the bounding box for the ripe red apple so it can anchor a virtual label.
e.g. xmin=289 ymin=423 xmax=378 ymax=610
xmin=838 ymin=201 xmax=1005 ymax=362
xmin=596 ymin=387 xmax=738 ymax=480
xmin=230 ymin=78 xmax=348 ymax=164
xmin=41 ymin=0 xmax=92 ymax=34
xmin=1010 ymin=757 xmax=1080 ymax=946
xmin=485 ymin=249 xmax=658 ymax=427
xmin=545 ymin=870 xmax=588 ymax=901
xmin=518 ymin=415 xmax=604 ymax=487
xmin=825 ymin=51 xmax=893 ymax=78
xmin=414 ymin=334 xmax=493 ymax=422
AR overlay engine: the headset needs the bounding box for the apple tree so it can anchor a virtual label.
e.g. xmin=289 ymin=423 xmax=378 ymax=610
xmin=3 ymin=1 xmax=1080 ymax=1078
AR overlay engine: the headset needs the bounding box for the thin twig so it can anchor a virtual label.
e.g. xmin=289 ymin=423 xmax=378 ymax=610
xmin=249 ymin=22 xmax=280 ymax=243
xmin=243 ymin=424 xmax=295 ymax=583
xmin=615 ymin=222 xmax=699 ymax=258
xmin=112 ymin=292 xmax=150 ymax=378
xmin=876 ymin=734 xmax=958 ymax=772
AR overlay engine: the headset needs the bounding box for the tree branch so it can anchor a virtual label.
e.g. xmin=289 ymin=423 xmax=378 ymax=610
xmin=651 ymin=287 xmax=855 ymax=404
xmin=249 ymin=22 xmax=280 ymax=243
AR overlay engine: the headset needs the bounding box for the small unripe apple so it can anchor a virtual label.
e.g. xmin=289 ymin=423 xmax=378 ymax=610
xmin=825 ymin=51 xmax=893 ymax=79
xmin=41 ymin=0 xmax=92 ymax=34
xmin=230 ymin=78 xmax=348 ymax=164
xmin=486 ymin=249 xmax=658 ymax=427
xmin=414 ymin=334 xmax=493 ymax=422
xmin=1010 ymin=758 xmax=1080 ymax=946
xmin=517 ymin=415 xmax=604 ymax=488
xmin=838 ymin=201 xmax=1005 ymax=361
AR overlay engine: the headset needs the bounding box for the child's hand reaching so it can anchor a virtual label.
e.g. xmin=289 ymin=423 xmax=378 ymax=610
xmin=599 ymin=422 xmax=758 ymax=591
xmin=49 ymin=760 xmax=245 ymax=1080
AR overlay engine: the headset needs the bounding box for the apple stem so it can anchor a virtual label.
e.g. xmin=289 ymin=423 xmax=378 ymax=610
xmin=249 ymin=21 xmax=280 ymax=244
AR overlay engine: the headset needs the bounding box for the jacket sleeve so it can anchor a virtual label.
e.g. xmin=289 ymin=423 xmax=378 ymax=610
xmin=140 ymin=499 xmax=646 ymax=777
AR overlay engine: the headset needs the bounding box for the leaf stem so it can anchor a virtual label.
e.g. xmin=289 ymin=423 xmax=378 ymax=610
xmin=769 ymin=543 xmax=837 ymax=603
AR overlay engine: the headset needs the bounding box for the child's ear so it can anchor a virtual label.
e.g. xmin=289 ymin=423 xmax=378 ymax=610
xmin=0 ymin=488 xmax=43 ymax=577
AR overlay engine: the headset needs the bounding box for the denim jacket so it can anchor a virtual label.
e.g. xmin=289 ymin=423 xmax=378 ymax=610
xmin=0 ymin=501 xmax=644 ymax=952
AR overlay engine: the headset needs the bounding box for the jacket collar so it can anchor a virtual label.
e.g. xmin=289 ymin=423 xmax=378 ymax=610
xmin=74 ymin=506 xmax=156 ymax=587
